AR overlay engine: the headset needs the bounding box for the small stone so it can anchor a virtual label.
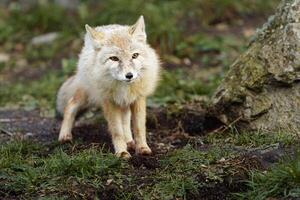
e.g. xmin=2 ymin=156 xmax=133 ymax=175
xmin=164 ymin=55 xmax=181 ymax=65
xmin=24 ymin=132 xmax=34 ymax=139
xmin=157 ymin=143 xmax=165 ymax=147
xmin=200 ymin=164 xmax=207 ymax=168
xmin=243 ymin=28 xmax=255 ymax=38
xmin=216 ymin=23 xmax=229 ymax=31
xmin=148 ymin=132 xmax=154 ymax=136
xmin=106 ymin=179 xmax=113 ymax=185
xmin=31 ymin=32 xmax=59 ymax=45
xmin=16 ymin=59 xmax=28 ymax=67
xmin=0 ymin=53 xmax=9 ymax=63
xmin=183 ymin=58 xmax=191 ymax=65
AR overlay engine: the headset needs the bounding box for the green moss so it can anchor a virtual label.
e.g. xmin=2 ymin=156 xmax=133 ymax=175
xmin=240 ymin=59 xmax=267 ymax=90
xmin=250 ymin=94 xmax=272 ymax=117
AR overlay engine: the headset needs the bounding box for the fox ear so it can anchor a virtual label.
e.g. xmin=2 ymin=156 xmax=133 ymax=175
xmin=85 ymin=24 xmax=104 ymax=48
xmin=129 ymin=16 xmax=146 ymax=43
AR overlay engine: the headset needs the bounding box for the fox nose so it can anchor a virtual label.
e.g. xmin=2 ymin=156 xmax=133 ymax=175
xmin=125 ymin=72 xmax=133 ymax=80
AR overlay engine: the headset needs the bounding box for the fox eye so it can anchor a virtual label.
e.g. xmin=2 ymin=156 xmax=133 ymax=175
xmin=109 ymin=56 xmax=119 ymax=61
xmin=132 ymin=53 xmax=139 ymax=59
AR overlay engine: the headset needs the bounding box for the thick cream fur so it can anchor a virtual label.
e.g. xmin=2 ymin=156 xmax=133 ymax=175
xmin=57 ymin=24 xmax=160 ymax=113
xmin=56 ymin=17 xmax=160 ymax=157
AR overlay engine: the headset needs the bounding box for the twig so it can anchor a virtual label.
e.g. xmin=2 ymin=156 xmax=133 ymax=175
xmin=0 ymin=127 xmax=14 ymax=136
xmin=0 ymin=118 xmax=29 ymax=122
xmin=211 ymin=115 xmax=243 ymax=134
xmin=0 ymin=119 xmax=14 ymax=123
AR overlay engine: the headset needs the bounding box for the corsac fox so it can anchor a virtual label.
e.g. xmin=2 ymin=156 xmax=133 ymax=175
xmin=56 ymin=16 xmax=161 ymax=158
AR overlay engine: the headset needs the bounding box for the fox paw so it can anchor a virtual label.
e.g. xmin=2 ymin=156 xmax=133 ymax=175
xmin=115 ymin=151 xmax=131 ymax=159
xmin=58 ymin=134 xmax=73 ymax=143
xmin=136 ymin=146 xmax=152 ymax=155
xmin=127 ymin=141 xmax=136 ymax=151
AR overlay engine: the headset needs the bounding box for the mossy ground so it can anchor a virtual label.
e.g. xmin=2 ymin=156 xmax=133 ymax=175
xmin=1 ymin=1 xmax=300 ymax=199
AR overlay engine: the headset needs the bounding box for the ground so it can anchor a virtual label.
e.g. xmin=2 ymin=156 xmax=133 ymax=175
xmin=1 ymin=1 xmax=300 ymax=199
xmin=1 ymin=108 xmax=299 ymax=199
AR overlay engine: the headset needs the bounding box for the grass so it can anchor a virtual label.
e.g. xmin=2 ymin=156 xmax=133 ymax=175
xmin=0 ymin=140 xmax=238 ymax=199
xmin=151 ymin=69 xmax=222 ymax=106
xmin=1 ymin=136 xmax=298 ymax=199
xmin=140 ymin=145 xmax=235 ymax=199
xmin=0 ymin=0 xmax=279 ymax=108
xmin=0 ymin=57 xmax=77 ymax=110
xmin=0 ymin=140 xmax=126 ymax=199
xmin=235 ymin=154 xmax=300 ymax=199
xmin=0 ymin=0 xmax=279 ymax=53
xmin=0 ymin=72 xmax=63 ymax=110
xmin=205 ymin=128 xmax=297 ymax=148
xmin=1 ymin=127 xmax=296 ymax=199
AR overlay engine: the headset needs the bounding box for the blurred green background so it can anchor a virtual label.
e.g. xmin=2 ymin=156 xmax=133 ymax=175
xmin=0 ymin=0 xmax=280 ymax=113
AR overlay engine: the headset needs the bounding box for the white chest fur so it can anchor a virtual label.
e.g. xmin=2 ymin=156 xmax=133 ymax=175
xmin=111 ymin=84 xmax=138 ymax=106
xmin=86 ymin=80 xmax=141 ymax=108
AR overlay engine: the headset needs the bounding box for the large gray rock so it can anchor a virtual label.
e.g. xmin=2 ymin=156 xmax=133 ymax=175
xmin=212 ymin=0 xmax=300 ymax=133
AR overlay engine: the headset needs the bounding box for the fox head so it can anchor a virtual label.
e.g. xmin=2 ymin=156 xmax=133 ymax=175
xmin=84 ymin=16 xmax=149 ymax=83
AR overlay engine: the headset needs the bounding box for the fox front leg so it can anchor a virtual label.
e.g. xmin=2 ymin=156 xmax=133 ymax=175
xmin=121 ymin=107 xmax=135 ymax=151
xmin=131 ymin=97 xmax=152 ymax=155
xmin=58 ymin=89 xmax=86 ymax=143
xmin=102 ymin=100 xmax=131 ymax=159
